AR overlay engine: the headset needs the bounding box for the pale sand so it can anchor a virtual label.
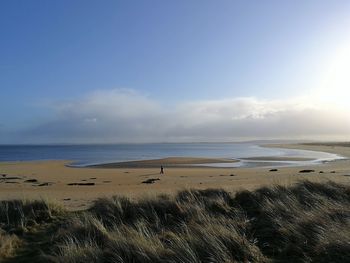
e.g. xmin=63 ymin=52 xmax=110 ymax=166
xmin=0 ymin=144 xmax=349 ymax=210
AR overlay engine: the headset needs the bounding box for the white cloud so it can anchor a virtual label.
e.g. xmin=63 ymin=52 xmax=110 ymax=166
xmin=15 ymin=89 xmax=350 ymax=143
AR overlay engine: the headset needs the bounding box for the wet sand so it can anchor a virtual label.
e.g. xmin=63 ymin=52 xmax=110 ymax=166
xmin=89 ymin=157 xmax=238 ymax=168
xmin=0 ymin=144 xmax=349 ymax=210
xmin=240 ymin=156 xmax=315 ymax=162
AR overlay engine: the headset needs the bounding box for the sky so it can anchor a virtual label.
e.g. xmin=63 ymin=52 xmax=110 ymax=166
xmin=1 ymin=0 xmax=350 ymax=144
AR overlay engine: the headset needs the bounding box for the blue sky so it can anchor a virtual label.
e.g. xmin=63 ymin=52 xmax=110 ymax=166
xmin=1 ymin=1 xmax=350 ymax=143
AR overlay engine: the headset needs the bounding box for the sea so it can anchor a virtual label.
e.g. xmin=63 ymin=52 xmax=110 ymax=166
xmin=0 ymin=143 xmax=344 ymax=168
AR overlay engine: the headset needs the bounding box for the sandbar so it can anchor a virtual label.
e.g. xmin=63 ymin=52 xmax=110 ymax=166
xmin=0 ymin=143 xmax=349 ymax=210
xmin=89 ymin=157 xmax=238 ymax=168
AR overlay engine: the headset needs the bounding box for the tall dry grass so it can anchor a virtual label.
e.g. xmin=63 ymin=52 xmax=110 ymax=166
xmin=0 ymin=230 xmax=21 ymax=259
xmin=46 ymin=181 xmax=350 ymax=263
xmin=0 ymin=199 xmax=65 ymax=261
xmin=0 ymin=181 xmax=348 ymax=262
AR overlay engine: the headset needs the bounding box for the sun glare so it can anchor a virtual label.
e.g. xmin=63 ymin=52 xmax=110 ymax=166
xmin=328 ymin=46 xmax=350 ymax=91
xmin=315 ymin=45 xmax=350 ymax=110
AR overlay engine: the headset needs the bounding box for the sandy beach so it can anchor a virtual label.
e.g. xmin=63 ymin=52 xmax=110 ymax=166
xmin=0 ymin=143 xmax=349 ymax=210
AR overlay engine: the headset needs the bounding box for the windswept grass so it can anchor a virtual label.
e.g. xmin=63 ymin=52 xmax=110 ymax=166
xmin=44 ymin=181 xmax=350 ymax=263
xmin=0 ymin=230 xmax=20 ymax=259
xmin=0 ymin=199 xmax=65 ymax=261
xmin=1 ymin=181 xmax=349 ymax=262
xmin=0 ymin=199 xmax=65 ymax=230
xmin=235 ymin=181 xmax=350 ymax=262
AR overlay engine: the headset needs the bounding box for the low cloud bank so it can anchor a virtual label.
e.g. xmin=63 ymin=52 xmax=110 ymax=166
xmin=13 ymin=89 xmax=350 ymax=143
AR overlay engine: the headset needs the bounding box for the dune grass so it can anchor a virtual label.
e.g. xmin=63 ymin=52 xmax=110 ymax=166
xmin=0 ymin=199 xmax=66 ymax=262
xmin=0 ymin=231 xmax=20 ymax=260
xmin=1 ymin=181 xmax=350 ymax=262
xmin=45 ymin=181 xmax=350 ymax=263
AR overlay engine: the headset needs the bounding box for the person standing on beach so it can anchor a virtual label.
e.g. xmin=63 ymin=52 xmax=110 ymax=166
xmin=160 ymin=165 xmax=164 ymax=175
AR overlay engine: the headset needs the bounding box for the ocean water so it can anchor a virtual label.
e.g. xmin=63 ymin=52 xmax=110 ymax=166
xmin=0 ymin=143 xmax=343 ymax=167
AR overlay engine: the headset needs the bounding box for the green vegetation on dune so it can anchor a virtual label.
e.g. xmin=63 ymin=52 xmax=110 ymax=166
xmin=1 ymin=181 xmax=350 ymax=262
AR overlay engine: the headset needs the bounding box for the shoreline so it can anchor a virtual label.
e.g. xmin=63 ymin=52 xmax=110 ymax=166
xmin=87 ymin=157 xmax=238 ymax=168
xmin=83 ymin=144 xmax=344 ymax=169
xmin=86 ymin=156 xmax=324 ymax=169
xmin=0 ymin=143 xmax=349 ymax=210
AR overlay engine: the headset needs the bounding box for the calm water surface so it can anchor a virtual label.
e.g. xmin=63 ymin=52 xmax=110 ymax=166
xmin=0 ymin=143 xmax=343 ymax=168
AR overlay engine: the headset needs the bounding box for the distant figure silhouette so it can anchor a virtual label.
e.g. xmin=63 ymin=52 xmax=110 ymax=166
xmin=160 ymin=165 xmax=164 ymax=174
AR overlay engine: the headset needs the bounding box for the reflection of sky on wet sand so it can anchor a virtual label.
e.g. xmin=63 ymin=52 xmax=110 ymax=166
xmin=191 ymin=147 xmax=345 ymax=168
